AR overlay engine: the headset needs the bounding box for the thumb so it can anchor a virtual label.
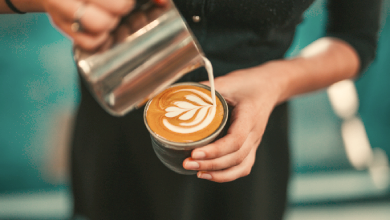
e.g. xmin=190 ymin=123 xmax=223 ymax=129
xmin=201 ymin=75 xmax=232 ymax=92
xmin=199 ymin=77 xmax=234 ymax=105
xmin=200 ymin=76 xmax=230 ymax=95
xmin=199 ymin=80 xmax=210 ymax=86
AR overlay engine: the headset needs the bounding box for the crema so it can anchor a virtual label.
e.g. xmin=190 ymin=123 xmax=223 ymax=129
xmin=146 ymin=85 xmax=224 ymax=143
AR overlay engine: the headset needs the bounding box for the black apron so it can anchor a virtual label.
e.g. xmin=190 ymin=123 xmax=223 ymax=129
xmin=70 ymin=0 xmax=381 ymax=218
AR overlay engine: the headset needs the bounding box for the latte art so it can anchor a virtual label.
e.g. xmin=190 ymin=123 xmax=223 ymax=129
xmin=163 ymin=89 xmax=216 ymax=134
xmin=146 ymin=85 xmax=224 ymax=143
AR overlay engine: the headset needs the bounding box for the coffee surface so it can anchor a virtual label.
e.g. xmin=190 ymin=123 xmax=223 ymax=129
xmin=146 ymin=85 xmax=224 ymax=143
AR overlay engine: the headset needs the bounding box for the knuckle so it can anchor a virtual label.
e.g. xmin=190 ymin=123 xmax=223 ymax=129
xmin=75 ymin=38 xmax=96 ymax=51
xmin=214 ymin=177 xmax=228 ymax=183
xmin=257 ymin=127 xmax=265 ymax=137
xmin=212 ymin=147 xmax=222 ymax=157
xmin=237 ymin=132 xmax=247 ymax=142
xmin=110 ymin=17 xmax=120 ymax=30
xmin=242 ymin=162 xmax=254 ymax=177
xmin=235 ymin=153 xmax=246 ymax=165
xmin=72 ymin=36 xmax=83 ymax=45
xmin=84 ymin=13 xmax=117 ymax=33
xmin=243 ymin=167 xmax=252 ymax=177
xmin=219 ymin=176 xmax=234 ymax=183
xmin=209 ymin=162 xmax=218 ymax=171
xmin=253 ymin=136 xmax=262 ymax=146
xmin=233 ymin=132 xmax=246 ymax=145
xmin=232 ymin=137 xmax=243 ymax=151
xmin=89 ymin=22 xmax=110 ymax=33
xmin=49 ymin=16 xmax=61 ymax=27
xmin=204 ymin=145 xmax=220 ymax=158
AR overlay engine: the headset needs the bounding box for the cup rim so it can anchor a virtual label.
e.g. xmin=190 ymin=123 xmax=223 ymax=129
xmin=144 ymin=82 xmax=229 ymax=150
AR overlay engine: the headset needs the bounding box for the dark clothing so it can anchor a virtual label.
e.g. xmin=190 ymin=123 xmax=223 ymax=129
xmin=71 ymin=0 xmax=381 ymax=219
xmin=72 ymin=87 xmax=289 ymax=220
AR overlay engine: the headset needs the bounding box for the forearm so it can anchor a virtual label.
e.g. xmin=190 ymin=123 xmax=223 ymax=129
xmin=269 ymin=37 xmax=360 ymax=104
xmin=0 ymin=0 xmax=45 ymax=13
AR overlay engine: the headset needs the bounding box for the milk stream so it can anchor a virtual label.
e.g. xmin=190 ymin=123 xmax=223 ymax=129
xmin=203 ymin=57 xmax=216 ymax=106
xmin=161 ymin=57 xmax=217 ymax=134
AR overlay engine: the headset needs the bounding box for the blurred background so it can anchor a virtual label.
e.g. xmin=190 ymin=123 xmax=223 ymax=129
xmin=0 ymin=0 xmax=389 ymax=219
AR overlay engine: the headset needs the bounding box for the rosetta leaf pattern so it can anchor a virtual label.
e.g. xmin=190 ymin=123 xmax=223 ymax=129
xmin=164 ymin=94 xmax=210 ymax=123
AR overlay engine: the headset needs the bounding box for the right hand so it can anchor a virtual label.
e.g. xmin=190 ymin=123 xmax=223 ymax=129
xmin=43 ymin=0 xmax=167 ymax=51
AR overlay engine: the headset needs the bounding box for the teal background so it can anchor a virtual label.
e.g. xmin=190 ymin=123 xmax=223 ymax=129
xmin=0 ymin=0 xmax=389 ymax=218
xmin=287 ymin=0 xmax=390 ymax=174
xmin=0 ymin=15 xmax=78 ymax=192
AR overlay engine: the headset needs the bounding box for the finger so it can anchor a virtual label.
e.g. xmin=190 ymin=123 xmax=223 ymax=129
xmin=197 ymin=147 xmax=257 ymax=183
xmin=199 ymin=80 xmax=210 ymax=86
xmin=81 ymin=4 xmax=120 ymax=33
xmin=124 ymin=11 xmax=149 ymax=33
xmin=50 ymin=1 xmax=119 ymax=34
xmin=68 ymin=26 xmax=110 ymax=51
xmin=50 ymin=14 xmax=109 ymax=51
xmin=96 ymin=35 xmax=115 ymax=52
xmin=200 ymin=78 xmax=236 ymax=106
xmin=184 ymin=131 xmax=260 ymax=171
xmin=113 ymin=23 xmax=132 ymax=43
xmin=191 ymin=103 xmax=254 ymax=160
xmin=84 ymin=0 xmax=135 ymax=16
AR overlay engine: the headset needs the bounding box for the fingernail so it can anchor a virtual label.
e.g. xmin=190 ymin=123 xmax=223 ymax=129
xmin=184 ymin=161 xmax=199 ymax=170
xmin=192 ymin=151 xmax=206 ymax=159
xmin=198 ymin=172 xmax=212 ymax=180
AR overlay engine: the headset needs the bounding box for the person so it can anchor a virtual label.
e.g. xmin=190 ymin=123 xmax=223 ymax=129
xmin=1 ymin=0 xmax=382 ymax=219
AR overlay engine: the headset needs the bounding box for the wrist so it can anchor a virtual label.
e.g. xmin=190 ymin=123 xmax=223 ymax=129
xmin=258 ymin=59 xmax=306 ymax=104
xmin=10 ymin=0 xmax=45 ymax=13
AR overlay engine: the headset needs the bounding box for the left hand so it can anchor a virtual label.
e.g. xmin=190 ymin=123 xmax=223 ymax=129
xmin=183 ymin=37 xmax=361 ymax=183
xmin=182 ymin=61 xmax=286 ymax=183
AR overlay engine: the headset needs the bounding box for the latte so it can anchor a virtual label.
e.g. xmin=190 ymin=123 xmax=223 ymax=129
xmin=146 ymin=84 xmax=224 ymax=143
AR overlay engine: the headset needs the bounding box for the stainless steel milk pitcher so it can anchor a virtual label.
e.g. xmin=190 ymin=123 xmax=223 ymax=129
xmin=73 ymin=0 xmax=204 ymax=116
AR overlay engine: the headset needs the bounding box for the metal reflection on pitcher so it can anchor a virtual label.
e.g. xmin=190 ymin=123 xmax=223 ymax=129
xmin=73 ymin=0 xmax=205 ymax=116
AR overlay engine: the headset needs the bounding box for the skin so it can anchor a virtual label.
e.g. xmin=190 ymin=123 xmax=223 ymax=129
xmin=0 ymin=0 xmax=166 ymax=50
xmin=0 ymin=0 xmax=45 ymax=13
xmin=184 ymin=38 xmax=360 ymax=182
xmin=0 ymin=0 xmax=360 ymax=183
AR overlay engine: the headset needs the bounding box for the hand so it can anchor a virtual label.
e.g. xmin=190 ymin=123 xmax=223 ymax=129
xmin=183 ymin=61 xmax=286 ymax=183
xmin=43 ymin=0 xmax=167 ymax=51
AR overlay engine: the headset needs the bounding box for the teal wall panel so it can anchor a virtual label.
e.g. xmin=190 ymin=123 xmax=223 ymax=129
xmin=0 ymin=14 xmax=78 ymax=192
xmin=356 ymin=1 xmax=390 ymax=156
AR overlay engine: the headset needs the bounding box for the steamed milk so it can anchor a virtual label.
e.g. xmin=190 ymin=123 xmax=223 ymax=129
xmin=146 ymin=57 xmax=224 ymax=143
xmin=203 ymin=57 xmax=216 ymax=106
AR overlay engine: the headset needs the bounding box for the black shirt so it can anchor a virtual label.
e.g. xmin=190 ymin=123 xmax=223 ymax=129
xmin=71 ymin=1 xmax=381 ymax=219
xmin=175 ymin=0 xmax=380 ymax=82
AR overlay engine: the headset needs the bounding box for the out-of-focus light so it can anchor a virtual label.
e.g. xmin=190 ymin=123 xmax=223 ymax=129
xmin=300 ymin=37 xmax=332 ymax=58
xmin=369 ymin=148 xmax=390 ymax=190
xmin=328 ymin=78 xmax=390 ymax=190
xmin=327 ymin=79 xmax=359 ymax=119
xmin=341 ymin=117 xmax=373 ymax=170
xmin=78 ymin=60 xmax=91 ymax=74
